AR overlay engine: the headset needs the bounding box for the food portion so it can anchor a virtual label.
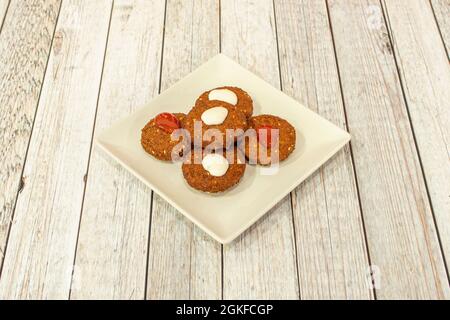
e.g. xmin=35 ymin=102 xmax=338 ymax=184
xmin=182 ymin=148 xmax=246 ymax=193
xmin=242 ymin=114 xmax=296 ymax=165
xmin=141 ymin=112 xmax=188 ymax=161
xmin=140 ymin=86 xmax=297 ymax=193
xmin=183 ymin=101 xmax=247 ymax=150
xmin=196 ymin=86 xmax=253 ymax=118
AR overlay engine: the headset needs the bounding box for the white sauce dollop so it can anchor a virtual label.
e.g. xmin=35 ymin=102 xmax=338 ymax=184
xmin=202 ymin=154 xmax=229 ymax=177
xmin=201 ymin=106 xmax=228 ymax=125
xmin=208 ymin=89 xmax=238 ymax=105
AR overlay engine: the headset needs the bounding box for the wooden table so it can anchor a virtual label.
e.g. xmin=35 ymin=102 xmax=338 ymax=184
xmin=0 ymin=0 xmax=449 ymax=300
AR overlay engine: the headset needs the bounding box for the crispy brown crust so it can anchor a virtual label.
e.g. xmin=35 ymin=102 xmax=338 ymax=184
xmin=183 ymin=102 xmax=247 ymax=149
xmin=241 ymin=114 xmax=296 ymax=165
xmin=182 ymin=148 xmax=246 ymax=193
xmin=196 ymin=86 xmax=253 ymax=118
xmin=141 ymin=113 xmax=188 ymax=161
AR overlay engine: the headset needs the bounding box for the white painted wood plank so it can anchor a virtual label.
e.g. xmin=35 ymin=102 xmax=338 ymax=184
xmin=0 ymin=0 xmax=61 ymax=271
xmin=221 ymin=0 xmax=299 ymax=299
xmin=430 ymin=0 xmax=450 ymax=58
xmin=0 ymin=0 xmax=9 ymax=29
xmin=0 ymin=0 xmax=112 ymax=299
xmin=274 ymin=0 xmax=372 ymax=299
xmin=382 ymin=0 xmax=450 ymax=281
xmin=328 ymin=0 xmax=449 ymax=299
xmin=70 ymin=0 xmax=165 ymax=300
xmin=146 ymin=0 xmax=222 ymax=300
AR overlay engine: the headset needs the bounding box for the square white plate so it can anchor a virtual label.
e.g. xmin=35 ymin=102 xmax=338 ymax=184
xmin=96 ymin=54 xmax=350 ymax=244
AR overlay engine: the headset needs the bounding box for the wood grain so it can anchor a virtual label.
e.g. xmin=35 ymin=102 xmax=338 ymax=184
xmin=430 ymin=0 xmax=450 ymax=58
xmin=0 ymin=0 xmax=447 ymax=300
xmin=0 ymin=0 xmax=61 ymax=272
xmin=221 ymin=0 xmax=299 ymax=299
xmin=70 ymin=0 xmax=165 ymax=300
xmin=327 ymin=0 xmax=449 ymax=299
xmin=274 ymin=0 xmax=372 ymax=299
xmin=382 ymin=0 xmax=450 ymax=279
xmin=146 ymin=0 xmax=222 ymax=300
xmin=0 ymin=0 xmax=112 ymax=299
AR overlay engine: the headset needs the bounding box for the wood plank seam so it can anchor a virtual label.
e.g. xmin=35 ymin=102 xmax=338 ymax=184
xmin=324 ymin=0 xmax=378 ymax=299
xmin=379 ymin=0 xmax=450 ymax=283
xmin=0 ymin=0 xmax=63 ymax=280
xmin=144 ymin=0 xmax=167 ymax=300
xmin=143 ymin=192 xmax=155 ymax=300
xmin=67 ymin=0 xmax=115 ymax=299
xmin=288 ymin=199 xmax=302 ymax=298
xmin=272 ymin=0 xmax=302 ymax=299
xmin=0 ymin=0 xmax=10 ymax=35
xmin=156 ymin=0 xmax=168 ymax=97
xmin=428 ymin=0 xmax=450 ymax=59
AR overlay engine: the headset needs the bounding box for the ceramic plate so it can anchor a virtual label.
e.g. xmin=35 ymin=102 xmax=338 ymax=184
xmin=96 ymin=54 xmax=350 ymax=243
